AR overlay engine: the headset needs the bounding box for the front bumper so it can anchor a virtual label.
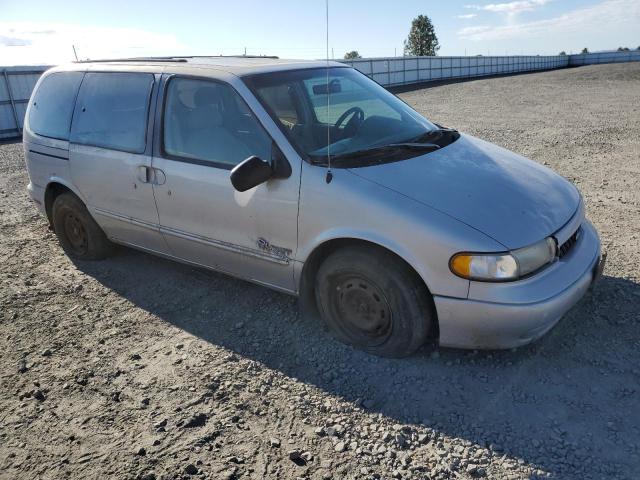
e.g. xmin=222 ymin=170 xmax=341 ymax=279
xmin=434 ymin=220 xmax=602 ymax=349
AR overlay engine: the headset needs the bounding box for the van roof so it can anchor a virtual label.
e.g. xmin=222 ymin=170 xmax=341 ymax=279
xmin=69 ymin=56 xmax=347 ymax=76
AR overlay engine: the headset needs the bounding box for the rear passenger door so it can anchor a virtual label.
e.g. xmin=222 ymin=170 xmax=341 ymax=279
xmin=150 ymin=75 xmax=300 ymax=292
xmin=69 ymin=71 xmax=168 ymax=254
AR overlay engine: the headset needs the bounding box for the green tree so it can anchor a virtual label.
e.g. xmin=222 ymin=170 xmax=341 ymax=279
xmin=559 ymin=51 xmax=567 ymax=56
xmin=344 ymin=50 xmax=362 ymax=59
xmin=581 ymin=47 xmax=589 ymax=54
xmin=403 ymin=15 xmax=440 ymax=56
xmin=617 ymin=46 xmax=630 ymax=51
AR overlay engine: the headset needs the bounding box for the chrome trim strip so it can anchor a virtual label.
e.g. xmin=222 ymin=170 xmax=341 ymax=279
xmin=28 ymin=149 xmax=69 ymax=161
xmin=92 ymin=207 xmax=290 ymax=265
xmin=92 ymin=207 xmax=160 ymax=232
xmin=109 ymin=237 xmax=297 ymax=295
xmin=160 ymin=224 xmax=291 ymax=265
xmin=553 ymin=198 xmax=585 ymax=246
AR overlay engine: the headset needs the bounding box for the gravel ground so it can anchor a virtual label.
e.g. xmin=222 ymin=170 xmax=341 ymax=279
xmin=1 ymin=63 xmax=639 ymax=480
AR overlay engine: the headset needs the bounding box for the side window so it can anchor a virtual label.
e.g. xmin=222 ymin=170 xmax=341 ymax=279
xmin=71 ymin=72 xmax=154 ymax=153
xmin=303 ymin=76 xmax=401 ymax=124
xmin=28 ymin=72 xmax=84 ymax=140
xmin=163 ymin=77 xmax=271 ymax=168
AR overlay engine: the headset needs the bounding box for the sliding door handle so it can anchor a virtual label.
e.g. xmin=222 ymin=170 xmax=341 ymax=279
xmin=137 ymin=165 xmax=151 ymax=183
xmin=137 ymin=166 xmax=165 ymax=185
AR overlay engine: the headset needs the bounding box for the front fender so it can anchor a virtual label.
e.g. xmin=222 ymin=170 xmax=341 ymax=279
xmin=296 ymin=165 xmax=504 ymax=299
xmin=296 ymin=228 xmax=440 ymax=296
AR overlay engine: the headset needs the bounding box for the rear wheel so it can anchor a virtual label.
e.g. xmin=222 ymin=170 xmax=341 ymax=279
xmin=52 ymin=192 xmax=114 ymax=260
xmin=315 ymin=246 xmax=433 ymax=357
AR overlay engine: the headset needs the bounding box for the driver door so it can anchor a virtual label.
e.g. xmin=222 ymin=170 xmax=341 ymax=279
xmin=150 ymin=74 xmax=300 ymax=292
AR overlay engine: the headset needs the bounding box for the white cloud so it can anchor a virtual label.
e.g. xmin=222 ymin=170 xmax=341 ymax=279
xmin=458 ymin=0 xmax=640 ymax=41
xmin=466 ymin=0 xmax=550 ymax=15
xmin=0 ymin=22 xmax=183 ymax=66
xmin=456 ymin=13 xmax=478 ymax=19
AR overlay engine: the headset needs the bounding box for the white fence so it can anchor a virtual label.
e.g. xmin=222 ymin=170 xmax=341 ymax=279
xmin=342 ymin=55 xmax=569 ymax=87
xmin=0 ymin=66 xmax=48 ymax=140
xmin=1 ymin=50 xmax=639 ymax=140
xmin=569 ymin=50 xmax=640 ymax=66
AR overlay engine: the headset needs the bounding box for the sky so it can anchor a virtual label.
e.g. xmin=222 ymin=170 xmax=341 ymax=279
xmin=1 ymin=0 xmax=639 ymax=65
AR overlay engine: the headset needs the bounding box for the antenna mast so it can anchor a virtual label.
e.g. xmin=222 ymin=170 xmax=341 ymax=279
xmin=325 ymin=0 xmax=333 ymax=183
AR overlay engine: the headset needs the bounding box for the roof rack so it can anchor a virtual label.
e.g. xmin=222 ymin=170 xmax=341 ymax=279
xmin=73 ymin=55 xmax=279 ymax=64
xmin=177 ymin=55 xmax=280 ymax=59
xmin=74 ymin=57 xmax=187 ymax=64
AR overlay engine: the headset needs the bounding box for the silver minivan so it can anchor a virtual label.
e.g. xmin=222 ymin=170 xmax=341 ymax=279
xmin=23 ymin=56 xmax=604 ymax=357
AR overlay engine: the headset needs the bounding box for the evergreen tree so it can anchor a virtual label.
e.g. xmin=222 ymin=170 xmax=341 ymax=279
xmin=344 ymin=51 xmax=362 ymax=59
xmin=404 ymin=15 xmax=440 ymax=56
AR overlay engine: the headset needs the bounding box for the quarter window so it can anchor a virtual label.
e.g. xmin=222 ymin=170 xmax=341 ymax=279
xmin=163 ymin=77 xmax=271 ymax=168
xmin=71 ymin=72 xmax=154 ymax=153
xmin=28 ymin=72 xmax=84 ymax=140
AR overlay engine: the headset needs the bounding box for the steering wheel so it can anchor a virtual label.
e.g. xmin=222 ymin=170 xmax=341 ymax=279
xmin=334 ymin=106 xmax=365 ymax=137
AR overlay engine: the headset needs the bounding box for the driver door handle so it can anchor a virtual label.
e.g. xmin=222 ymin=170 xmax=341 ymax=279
xmin=153 ymin=168 xmax=166 ymax=185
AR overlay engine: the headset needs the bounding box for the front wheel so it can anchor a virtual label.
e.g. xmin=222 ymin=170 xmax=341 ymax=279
xmin=52 ymin=192 xmax=114 ymax=260
xmin=315 ymin=246 xmax=434 ymax=358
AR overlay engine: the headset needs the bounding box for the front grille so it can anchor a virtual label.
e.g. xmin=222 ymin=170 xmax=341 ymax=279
xmin=558 ymin=227 xmax=581 ymax=258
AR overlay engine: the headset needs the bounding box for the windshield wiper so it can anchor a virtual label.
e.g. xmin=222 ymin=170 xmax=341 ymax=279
xmin=327 ymin=142 xmax=440 ymax=161
xmin=409 ymin=127 xmax=457 ymax=143
xmin=309 ymin=142 xmax=441 ymax=166
xmin=309 ymin=142 xmax=441 ymax=164
xmin=384 ymin=142 xmax=441 ymax=150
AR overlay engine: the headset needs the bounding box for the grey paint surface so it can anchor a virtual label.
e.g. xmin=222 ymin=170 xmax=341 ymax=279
xmin=22 ymin=59 xmax=602 ymax=349
xmin=349 ymin=134 xmax=580 ymax=249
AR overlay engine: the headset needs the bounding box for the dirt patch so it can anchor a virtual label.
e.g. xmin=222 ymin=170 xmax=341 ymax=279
xmin=1 ymin=63 xmax=639 ymax=479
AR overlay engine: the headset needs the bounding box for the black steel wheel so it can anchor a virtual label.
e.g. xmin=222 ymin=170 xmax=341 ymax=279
xmin=62 ymin=210 xmax=89 ymax=256
xmin=52 ymin=192 xmax=114 ymax=260
xmin=315 ymin=246 xmax=434 ymax=357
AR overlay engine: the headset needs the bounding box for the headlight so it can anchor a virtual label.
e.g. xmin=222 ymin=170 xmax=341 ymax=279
xmin=450 ymin=237 xmax=556 ymax=282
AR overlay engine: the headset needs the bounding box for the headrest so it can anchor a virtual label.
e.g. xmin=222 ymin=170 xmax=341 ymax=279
xmin=192 ymin=86 xmax=223 ymax=127
xmin=194 ymin=87 xmax=220 ymax=107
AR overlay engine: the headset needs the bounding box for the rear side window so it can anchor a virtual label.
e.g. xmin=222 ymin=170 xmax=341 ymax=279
xmin=71 ymin=72 xmax=154 ymax=153
xmin=28 ymin=72 xmax=84 ymax=140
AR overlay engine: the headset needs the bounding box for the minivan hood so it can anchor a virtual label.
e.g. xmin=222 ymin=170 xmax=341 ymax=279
xmin=349 ymin=133 xmax=580 ymax=249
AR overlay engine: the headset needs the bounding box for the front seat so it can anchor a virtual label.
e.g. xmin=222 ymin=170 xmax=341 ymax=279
xmin=188 ymin=86 xmax=251 ymax=166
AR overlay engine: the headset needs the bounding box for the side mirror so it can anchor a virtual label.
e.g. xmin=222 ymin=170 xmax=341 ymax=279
xmin=230 ymin=156 xmax=274 ymax=192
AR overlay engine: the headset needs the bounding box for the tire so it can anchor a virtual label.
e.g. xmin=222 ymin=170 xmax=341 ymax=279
xmin=52 ymin=192 xmax=114 ymax=260
xmin=315 ymin=246 xmax=434 ymax=358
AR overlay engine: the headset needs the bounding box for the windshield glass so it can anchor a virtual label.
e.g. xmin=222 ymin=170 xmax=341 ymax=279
xmin=244 ymin=67 xmax=441 ymax=164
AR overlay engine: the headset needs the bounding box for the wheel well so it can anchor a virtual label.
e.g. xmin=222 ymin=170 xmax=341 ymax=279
xmin=299 ymin=238 xmax=439 ymax=338
xmin=44 ymin=182 xmax=73 ymax=227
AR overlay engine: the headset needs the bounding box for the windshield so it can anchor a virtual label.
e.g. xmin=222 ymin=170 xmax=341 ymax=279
xmin=244 ymin=67 xmax=444 ymax=165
